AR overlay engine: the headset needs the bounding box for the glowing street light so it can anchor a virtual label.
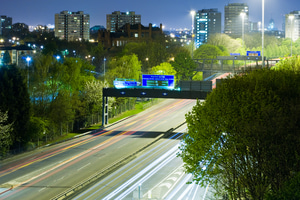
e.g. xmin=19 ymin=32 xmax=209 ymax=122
xmin=26 ymin=56 xmax=32 ymax=88
xmin=103 ymin=57 xmax=106 ymax=76
xmin=190 ymin=10 xmax=196 ymax=58
xmin=240 ymin=12 xmax=246 ymax=49
xmin=289 ymin=15 xmax=295 ymax=56
xmin=262 ymin=0 xmax=265 ymax=67
xmin=26 ymin=56 xmax=31 ymax=66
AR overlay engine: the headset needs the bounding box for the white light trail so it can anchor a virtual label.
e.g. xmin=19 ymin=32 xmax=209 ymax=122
xmin=102 ymin=144 xmax=179 ymax=200
xmin=74 ymin=130 xmax=186 ymax=200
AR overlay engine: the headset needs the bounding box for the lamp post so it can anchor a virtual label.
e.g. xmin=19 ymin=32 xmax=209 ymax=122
xmin=190 ymin=10 xmax=196 ymax=58
xmin=289 ymin=15 xmax=294 ymax=57
xmin=26 ymin=56 xmax=31 ymax=88
xmin=103 ymin=57 xmax=106 ymax=76
xmin=240 ymin=12 xmax=246 ymax=49
xmin=262 ymin=0 xmax=265 ymax=67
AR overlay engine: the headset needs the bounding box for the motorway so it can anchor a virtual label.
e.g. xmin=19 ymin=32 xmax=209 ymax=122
xmin=0 ymin=98 xmax=203 ymax=200
xmin=72 ymin=125 xmax=212 ymax=200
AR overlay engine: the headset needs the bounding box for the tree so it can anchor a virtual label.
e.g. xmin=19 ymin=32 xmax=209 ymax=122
xmin=27 ymin=117 xmax=46 ymax=146
xmin=193 ymin=44 xmax=223 ymax=61
xmin=2 ymin=50 xmax=11 ymax=66
xmin=0 ymin=65 xmax=31 ymax=149
xmin=31 ymin=54 xmax=55 ymax=117
xmin=107 ymin=54 xmax=142 ymax=84
xmin=122 ymin=42 xmax=149 ymax=73
xmin=266 ymin=172 xmax=300 ymax=200
xmin=90 ymin=42 xmax=106 ymax=72
xmin=31 ymin=55 xmax=97 ymax=135
xmin=150 ymin=62 xmax=176 ymax=75
xmin=207 ymin=33 xmax=241 ymax=54
xmin=171 ymin=51 xmax=197 ymax=80
xmin=273 ymin=55 xmax=300 ymax=71
xmin=0 ymin=110 xmax=13 ymax=154
xmin=82 ymin=80 xmax=109 ymax=115
xmin=178 ymin=69 xmax=300 ymax=199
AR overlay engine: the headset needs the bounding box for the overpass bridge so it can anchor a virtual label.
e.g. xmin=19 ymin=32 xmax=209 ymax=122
xmin=102 ymin=80 xmax=213 ymax=126
xmin=101 ymin=56 xmax=281 ymax=126
xmin=194 ymin=56 xmax=278 ymax=77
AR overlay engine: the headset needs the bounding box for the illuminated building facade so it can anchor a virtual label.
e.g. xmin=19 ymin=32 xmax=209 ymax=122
xmin=0 ymin=45 xmax=34 ymax=66
xmin=55 ymin=11 xmax=90 ymax=41
xmin=0 ymin=15 xmax=12 ymax=37
xmin=224 ymin=3 xmax=249 ymax=38
xmin=98 ymin=23 xmax=163 ymax=48
xmin=107 ymin=11 xmax=141 ymax=32
xmin=285 ymin=11 xmax=300 ymax=42
xmin=194 ymin=9 xmax=221 ymax=48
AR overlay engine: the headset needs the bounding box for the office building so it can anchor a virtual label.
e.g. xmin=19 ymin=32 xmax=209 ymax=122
xmin=194 ymin=9 xmax=221 ymax=48
xmin=224 ymin=3 xmax=249 ymax=38
xmin=0 ymin=16 xmax=12 ymax=37
xmin=107 ymin=11 xmax=141 ymax=32
xmin=285 ymin=11 xmax=300 ymax=41
xmin=55 ymin=11 xmax=90 ymax=41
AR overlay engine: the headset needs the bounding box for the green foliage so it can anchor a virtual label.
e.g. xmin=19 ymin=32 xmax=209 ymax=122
xmin=273 ymin=55 xmax=300 ymax=72
xmin=171 ymin=51 xmax=197 ymax=80
xmin=82 ymin=80 xmax=109 ymax=114
xmin=179 ymin=69 xmax=300 ymax=199
xmin=266 ymin=172 xmax=300 ymax=200
xmin=207 ymin=33 xmax=241 ymax=54
xmin=192 ymin=72 xmax=203 ymax=81
xmin=0 ymin=110 xmax=13 ymax=154
xmin=2 ymin=50 xmax=11 ymax=66
xmin=90 ymin=42 xmax=106 ymax=72
xmin=106 ymin=54 xmax=142 ymax=84
xmin=30 ymin=54 xmax=101 ymax=137
xmin=194 ymin=44 xmax=223 ymax=60
xmin=122 ymin=41 xmax=169 ymax=73
xmin=27 ymin=117 xmax=46 ymax=141
xmin=0 ymin=65 xmax=31 ymax=148
xmin=150 ymin=62 xmax=176 ymax=75
xmin=207 ymin=33 xmax=300 ymax=59
xmin=193 ymin=44 xmax=230 ymax=64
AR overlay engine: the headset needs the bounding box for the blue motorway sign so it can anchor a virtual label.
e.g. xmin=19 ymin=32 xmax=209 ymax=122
xmin=230 ymin=53 xmax=240 ymax=56
xmin=247 ymin=51 xmax=261 ymax=56
xmin=142 ymin=74 xmax=175 ymax=89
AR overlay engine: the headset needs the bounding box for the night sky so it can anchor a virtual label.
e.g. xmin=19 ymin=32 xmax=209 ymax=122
xmin=1 ymin=0 xmax=299 ymax=31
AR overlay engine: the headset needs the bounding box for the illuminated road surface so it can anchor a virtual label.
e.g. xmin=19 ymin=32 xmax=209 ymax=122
xmin=72 ymin=126 xmax=212 ymax=200
xmin=0 ymin=99 xmax=197 ymax=200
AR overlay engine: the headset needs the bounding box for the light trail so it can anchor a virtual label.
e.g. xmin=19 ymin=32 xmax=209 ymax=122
xmin=164 ymin=173 xmax=193 ymax=200
xmin=1 ymin=99 xmax=195 ymax=199
xmin=104 ymin=146 xmax=178 ymax=200
xmin=74 ymin=130 xmax=186 ymax=200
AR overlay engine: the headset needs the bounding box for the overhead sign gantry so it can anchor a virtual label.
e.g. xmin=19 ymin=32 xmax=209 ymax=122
xmin=102 ymin=79 xmax=212 ymax=126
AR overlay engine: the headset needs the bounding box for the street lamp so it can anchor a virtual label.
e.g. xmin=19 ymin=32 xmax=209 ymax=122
xmin=289 ymin=15 xmax=294 ymax=57
xmin=26 ymin=56 xmax=31 ymax=88
xmin=240 ymin=12 xmax=246 ymax=49
xmin=262 ymin=0 xmax=265 ymax=67
xmin=190 ymin=10 xmax=196 ymax=58
xmin=103 ymin=57 xmax=106 ymax=76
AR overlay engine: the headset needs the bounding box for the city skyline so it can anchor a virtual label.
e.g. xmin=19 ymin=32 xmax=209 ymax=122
xmin=1 ymin=0 xmax=299 ymax=31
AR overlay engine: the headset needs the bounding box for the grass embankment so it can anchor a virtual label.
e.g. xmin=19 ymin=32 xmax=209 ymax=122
xmin=46 ymin=99 xmax=162 ymax=145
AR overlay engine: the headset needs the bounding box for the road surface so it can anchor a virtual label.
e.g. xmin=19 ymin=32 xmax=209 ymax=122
xmin=0 ymin=99 xmax=197 ymax=200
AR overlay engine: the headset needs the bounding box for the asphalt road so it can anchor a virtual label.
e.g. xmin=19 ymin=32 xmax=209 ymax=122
xmin=72 ymin=124 xmax=212 ymax=200
xmin=0 ymin=99 xmax=197 ymax=200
